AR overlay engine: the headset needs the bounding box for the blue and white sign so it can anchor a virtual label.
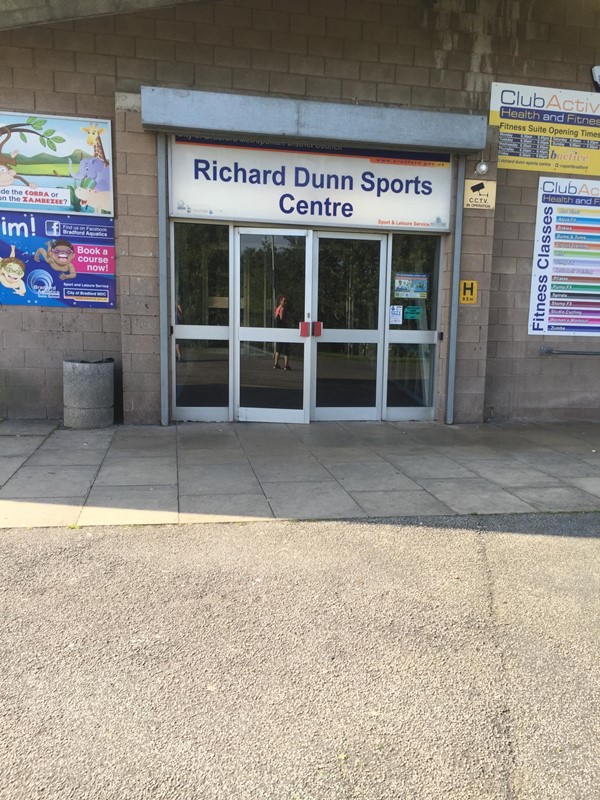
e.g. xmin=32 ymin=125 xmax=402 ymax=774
xmin=170 ymin=137 xmax=452 ymax=231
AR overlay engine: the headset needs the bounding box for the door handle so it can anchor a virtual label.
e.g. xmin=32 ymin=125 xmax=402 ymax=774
xmin=299 ymin=321 xmax=310 ymax=337
xmin=312 ymin=321 xmax=323 ymax=336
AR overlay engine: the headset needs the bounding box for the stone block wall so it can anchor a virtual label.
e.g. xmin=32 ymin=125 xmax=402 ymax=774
xmin=0 ymin=0 xmax=599 ymax=422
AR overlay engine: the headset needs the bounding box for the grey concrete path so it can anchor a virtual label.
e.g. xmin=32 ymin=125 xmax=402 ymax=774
xmin=2 ymin=419 xmax=600 ymax=527
xmin=1 ymin=515 xmax=598 ymax=799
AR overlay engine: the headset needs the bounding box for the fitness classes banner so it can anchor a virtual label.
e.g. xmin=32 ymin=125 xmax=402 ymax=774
xmin=529 ymin=176 xmax=600 ymax=336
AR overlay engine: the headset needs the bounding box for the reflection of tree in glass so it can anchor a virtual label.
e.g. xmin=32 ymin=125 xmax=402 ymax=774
xmin=318 ymin=239 xmax=380 ymax=330
xmin=390 ymin=235 xmax=438 ymax=331
xmin=174 ymin=223 xmax=229 ymax=327
xmin=240 ymin=234 xmax=305 ymax=328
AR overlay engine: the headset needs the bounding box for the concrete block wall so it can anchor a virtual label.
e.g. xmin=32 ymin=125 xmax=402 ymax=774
xmin=115 ymin=96 xmax=161 ymax=424
xmin=1 ymin=0 xmax=599 ymax=422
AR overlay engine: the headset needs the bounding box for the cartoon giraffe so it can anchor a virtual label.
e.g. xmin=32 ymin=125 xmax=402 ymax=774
xmin=81 ymin=122 xmax=109 ymax=166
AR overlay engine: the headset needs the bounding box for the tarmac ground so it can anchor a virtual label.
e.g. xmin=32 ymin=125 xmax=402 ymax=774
xmin=0 ymin=514 xmax=598 ymax=800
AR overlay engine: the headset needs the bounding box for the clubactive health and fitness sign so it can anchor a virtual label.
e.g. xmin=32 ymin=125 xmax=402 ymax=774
xmin=490 ymin=83 xmax=600 ymax=175
xmin=170 ymin=138 xmax=452 ymax=230
xmin=529 ymin=177 xmax=600 ymax=336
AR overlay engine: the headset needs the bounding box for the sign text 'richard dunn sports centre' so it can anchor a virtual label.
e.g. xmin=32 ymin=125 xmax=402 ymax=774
xmin=170 ymin=138 xmax=452 ymax=231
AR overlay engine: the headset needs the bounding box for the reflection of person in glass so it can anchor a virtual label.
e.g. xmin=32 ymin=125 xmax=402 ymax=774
xmin=273 ymin=295 xmax=291 ymax=370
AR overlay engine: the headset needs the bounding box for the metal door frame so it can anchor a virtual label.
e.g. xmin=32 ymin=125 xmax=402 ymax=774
xmin=310 ymin=231 xmax=387 ymax=421
xmin=233 ymin=227 xmax=312 ymax=423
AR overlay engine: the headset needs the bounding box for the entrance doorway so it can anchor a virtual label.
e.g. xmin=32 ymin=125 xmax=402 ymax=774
xmin=172 ymin=222 xmax=439 ymax=423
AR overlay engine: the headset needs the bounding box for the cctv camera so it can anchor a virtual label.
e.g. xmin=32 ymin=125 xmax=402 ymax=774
xmin=592 ymin=66 xmax=600 ymax=92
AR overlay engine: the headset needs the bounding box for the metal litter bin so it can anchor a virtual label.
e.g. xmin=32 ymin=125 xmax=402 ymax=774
xmin=63 ymin=358 xmax=114 ymax=429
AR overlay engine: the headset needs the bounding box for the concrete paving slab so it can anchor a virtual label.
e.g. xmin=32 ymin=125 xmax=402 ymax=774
xmin=177 ymin=448 xmax=249 ymax=466
xmin=569 ymin=476 xmax=600 ymax=497
xmin=308 ymin=446 xmax=384 ymax=463
xmin=78 ymin=486 xmax=178 ymax=525
xmin=385 ymin=453 xmax=478 ymax=479
xmin=476 ymin=439 xmax=555 ymax=456
xmin=235 ymin=428 xmax=311 ymax=456
xmin=0 ymin=456 xmax=29 ymax=486
xmin=434 ymin=444 xmax=510 ymax=459
xmin=510 ymin=485 xmax=600 ymax=512
xmin=241 ymin=441 xmax=311 ymax=457
xmin=37 ymin=429 xmax=115 ymax=449
xmin=179 ymin=493 xmax=274 ymax=523
xmin=27 ymin=446 xmax=109 ymax=467
xmin=551 ymin=444 xmax=600 ymax=457
xmin=264 ymin=481 xmax=367 ymax=519
xmin=94 ymin=456 xmax=177 ymax=486
xmin=0 ymin=498 xmax=84 ymax=527
xmin=514 ymin=453 xmax=600 ymax=478
xmin=517 ymin=427 xmax=594 ymax=447
xmin=327 ymin=460 xmax=423 ymax=492
xmin=350 ymin=488 xmax=456 ymax=517
xmin=370 ymin=441 xmax=434 ymax=457
xmin=466 ymin=459 xmax=566 ymax=488
xmin=0 ymin=420 xmax=58 ymax=436
xmin=178 ymin=463 xmax=263 ymax=495
xmin=0 ymin=465 xmax=98 ymax=498
xmin=399 ymin=426 xmax=477 ymax=446
xmin=290 ymin=425 xmax=362 ymax=448
xmin=177 ymin=425 xmax=241 ymax=450
xmin=110 ymin=427 xmax=176 ymax=455
xmin=250 ymin=454 xmax=333 ymax=483
xmin=0 ymin=435 xmax=46 ymax=457
xmin=106 ymin=445 xmax=178 ymax=460
xmin=338 ymin=421 xmax=412 ymax=443
xmin=417 ymin=478 xmax=538 ymax=514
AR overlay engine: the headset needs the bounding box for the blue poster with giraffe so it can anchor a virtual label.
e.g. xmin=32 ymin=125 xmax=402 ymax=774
xmin=0 ymin=112 xmax=113 ymax=216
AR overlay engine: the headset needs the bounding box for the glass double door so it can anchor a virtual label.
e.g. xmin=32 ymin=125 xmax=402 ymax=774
xmin=172 ymin=221 xmax=439 ymax=424
xmin=235 ymin=229 xmax=386 ymax=423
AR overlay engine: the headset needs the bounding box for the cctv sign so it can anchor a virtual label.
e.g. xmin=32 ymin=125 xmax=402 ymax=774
xmin=463 ymin=179 xmax=496 ymax=210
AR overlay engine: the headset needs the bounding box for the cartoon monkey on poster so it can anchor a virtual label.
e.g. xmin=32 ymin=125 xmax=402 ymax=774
xmin=0 ymin=151 xmax=37 ymax=189
xmin=34 ymin=239 xmax=77 ymax=280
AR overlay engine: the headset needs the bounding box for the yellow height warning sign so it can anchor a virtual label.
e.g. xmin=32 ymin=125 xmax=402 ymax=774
xmin=459 ymin=280 xmax=478 ymax=304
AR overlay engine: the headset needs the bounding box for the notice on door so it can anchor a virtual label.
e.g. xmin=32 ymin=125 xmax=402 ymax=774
xmin=529 ymin=176 xmax=600 ymax=336
xmin=389 ymin=305 xmax=403 ymax=325
xmin=394 ymin=273 xmax=428 ymax=299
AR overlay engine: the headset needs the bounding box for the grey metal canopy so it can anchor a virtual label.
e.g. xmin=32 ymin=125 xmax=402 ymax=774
xmin=141 ymin=86 xmax=487 ymax=154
